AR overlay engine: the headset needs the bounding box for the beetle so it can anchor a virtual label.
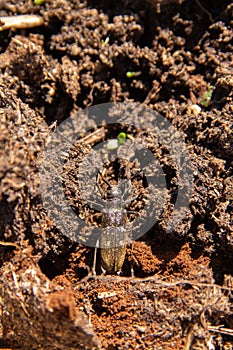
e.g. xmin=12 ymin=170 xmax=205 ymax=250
xmin=94 ymin=172 xmax=137 ymax=274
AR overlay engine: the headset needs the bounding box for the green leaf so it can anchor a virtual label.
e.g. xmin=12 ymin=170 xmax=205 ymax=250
xmin=126 ymin=71 xmax=141 ymax=78
xmin=201 ymin=86 xmax=213 ymax=107
xmin=117 ymin=132 xmax=127 ymax=144
xmin=34 ymin=0 xmax=44 ymax=4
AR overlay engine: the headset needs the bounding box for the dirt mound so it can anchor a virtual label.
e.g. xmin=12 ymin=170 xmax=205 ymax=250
xmin=0 ymin=0 xmax=232 ymax=349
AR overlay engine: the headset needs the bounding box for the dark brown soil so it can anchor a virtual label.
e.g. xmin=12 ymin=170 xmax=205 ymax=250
xmin=0 ymin=0 xmax=233 ymax=349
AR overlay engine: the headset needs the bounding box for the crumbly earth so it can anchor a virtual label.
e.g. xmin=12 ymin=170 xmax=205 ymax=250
xmin=0 ymin=0 xmax=232 ymax=349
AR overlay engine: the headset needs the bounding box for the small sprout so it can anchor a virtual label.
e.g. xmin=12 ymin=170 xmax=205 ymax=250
xmin=117 ymin=132 xmax=127 ymax=144
xmin=126 ymin=71 xmax=141 ymax=78
xmin=107 ymin=132 xmax=133 ymax=150
xmin=101 ymin=36 xmax=110 ymax=46
xmin=201 ymin=86 xmax=214 ymax=107
xmin=34 ymin=0 xmax=44 ymax=4
xmin=126 ymin=134 xmax=134 ymax=142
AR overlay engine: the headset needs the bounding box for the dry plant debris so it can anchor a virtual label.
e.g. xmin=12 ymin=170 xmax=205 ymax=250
xmin=0 ymin=0 xmax=233 ymax=349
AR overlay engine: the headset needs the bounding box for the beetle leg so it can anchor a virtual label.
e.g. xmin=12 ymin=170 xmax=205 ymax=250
xmin=92 ymin=238 xmax=99 ymax=276
xmin=130 ymin=243 xmax=134 ymax=277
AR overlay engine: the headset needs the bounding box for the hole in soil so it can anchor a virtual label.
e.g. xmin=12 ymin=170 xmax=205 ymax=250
xmin=211 ymin=252 xmax=233 ymax=285
xmin=44 ymin=91 xmax=74 ymax=125
xmin=0 ymin=195 xmax=17 ymax=240
xmin=38 ymin=255 xmax=68 ymax=280
xmin=199 ymin=0 xmax=232 ymax=18
xmin=37 ymin=236 xmax=74 ymax=280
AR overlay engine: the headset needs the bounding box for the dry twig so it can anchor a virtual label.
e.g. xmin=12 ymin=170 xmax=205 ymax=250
xmin=0 ymin=241 xmax=20 ymax=249
xmin=208 ymin=326 xmax=233 ymax=336
xmin=0 ymin=15 xmax=44 ymax=32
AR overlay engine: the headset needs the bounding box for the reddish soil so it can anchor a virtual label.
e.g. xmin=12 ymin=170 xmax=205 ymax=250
xmin=0 ymin=0 xmax=232 ymax=349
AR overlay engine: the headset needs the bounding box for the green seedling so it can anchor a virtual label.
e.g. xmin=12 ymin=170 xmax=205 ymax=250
xmin=126 ymin=71 xmax=141 ymax=78
xmin=34 ymin=0 xmax=44 ymax=4
xmin=101 ymin=37 xmax=110 ymax=46
xmin=107 ymin=132 xmax=133 ymax=150
xmin=201 ymin=86 xmax=214 ymax=107
xmin=117 ymin=132 xmax=127 ymax=144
